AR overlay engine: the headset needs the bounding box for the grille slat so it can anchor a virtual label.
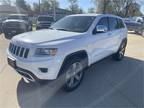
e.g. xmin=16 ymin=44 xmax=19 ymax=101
xmin=20 ymin=47 xmax=25 ymax=57
xmin=9 ymin=43 xmax=29 ymax=58
xmin=11 ymin=44 xmax=14 ymax=53
xmin=16 ymin=46 xmax=20 ymax=56
xmin=13 ymin=46 xmax=17 ymax=54
xmin=9 ymin=43 xmax=12 ymax=51
xmin=24 ymin=49 xmax=29 ymax=58
xmin=12 ymin=45 xmax=16 ymax=54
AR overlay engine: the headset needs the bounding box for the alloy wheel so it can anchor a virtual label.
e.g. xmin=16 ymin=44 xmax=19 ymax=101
xmin=65 ymin=62 xmax=83 ymax=88
xmin=119 ymin=44 xmax=125 ymax=59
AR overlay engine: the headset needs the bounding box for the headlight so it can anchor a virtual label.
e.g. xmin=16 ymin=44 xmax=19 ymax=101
xmin=35 ymin=48 xmax=57 ymax=56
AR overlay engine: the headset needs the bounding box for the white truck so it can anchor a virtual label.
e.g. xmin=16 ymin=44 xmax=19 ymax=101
xmin=7 ymin=14 xmax=127 ymax=92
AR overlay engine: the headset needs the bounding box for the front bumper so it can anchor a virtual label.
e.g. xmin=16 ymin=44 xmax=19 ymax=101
xmin=3 ymin=28 xmax=26 ymax=38
xmin=7 ymin=50 xmax=63 ymax=82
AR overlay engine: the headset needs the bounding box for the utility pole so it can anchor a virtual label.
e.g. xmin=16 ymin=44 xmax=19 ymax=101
xmin=53 ymin=0 xmax=56 ymax=21
xmin=39 ymin=0 xmax=41 ymax=14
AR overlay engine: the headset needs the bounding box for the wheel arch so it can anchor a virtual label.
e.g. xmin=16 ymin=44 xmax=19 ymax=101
xmin=58 ymin=50 xmax=89 ymax=77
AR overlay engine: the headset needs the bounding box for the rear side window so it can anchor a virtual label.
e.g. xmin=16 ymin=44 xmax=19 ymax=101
xmin=108 ymin=17 xmax=118 ymax=31
xmin=117 ymin=19 xmax=125 ymax=29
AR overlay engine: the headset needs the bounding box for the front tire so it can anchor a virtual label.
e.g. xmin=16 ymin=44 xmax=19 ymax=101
xmin=63 ymin=57 xmax=85 ymax=92
xmin=4 ymin=32 xmax=12 ymax=39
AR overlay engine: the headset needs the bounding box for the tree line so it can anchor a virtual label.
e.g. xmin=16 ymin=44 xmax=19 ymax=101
xmin=0 ymin=0 xmax=143 ymax=17
xmin=90 ymin=0 xmax=143 ymax=17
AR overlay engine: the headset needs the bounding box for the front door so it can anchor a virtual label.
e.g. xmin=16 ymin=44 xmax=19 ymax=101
xmin=90 ymin=17 xmax=112 ymax=63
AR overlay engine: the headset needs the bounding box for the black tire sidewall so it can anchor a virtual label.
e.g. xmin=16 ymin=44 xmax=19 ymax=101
xmin=113 ymin=42 xmax=126 ymax=61
xmin=141 ymin=30 xmax=144 ymax=37
xmin=4 ymin=32 xmax=12 ymax=39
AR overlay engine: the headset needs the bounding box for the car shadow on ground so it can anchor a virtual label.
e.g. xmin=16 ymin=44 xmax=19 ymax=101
xmin=17 ymin=56 xmax=144 ymax=108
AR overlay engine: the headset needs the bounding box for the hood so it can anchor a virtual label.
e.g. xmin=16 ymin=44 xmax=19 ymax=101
xmin=12 ymin=29 xmax=84 ymax=45
xmin=3 ymin=19 xmax=27 ymax=24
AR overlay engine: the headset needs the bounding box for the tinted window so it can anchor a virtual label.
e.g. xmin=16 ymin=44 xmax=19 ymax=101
xmin=108 ymin=17 xmax=118 ymax=31
xmin=7 ymin=15 xmax=28 ymax=21
xmin=38 ymin=17 xmax=54 ymax=22
xmin=97 ymin=17 xmax=109 ymax=30
xmin=117 ymin=19 xmax=125 ymax=29
xmin=50 ymin=16 xmax=96 ymax=33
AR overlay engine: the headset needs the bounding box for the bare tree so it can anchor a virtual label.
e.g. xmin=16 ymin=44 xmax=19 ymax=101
xmin=88 ymin=7 xmax=95 ymax=13
xmin=67 ymin=0 xmax=83 ymax=14
xmin=0 ymin=0 xmax=11 ymax=5
xmin=111 ymin=0 xmax=143 ymax=17
xmin=92 ymin=0 xmax=111 ymax=14
xmin=92 ymin=0 xmax=142 ymax=17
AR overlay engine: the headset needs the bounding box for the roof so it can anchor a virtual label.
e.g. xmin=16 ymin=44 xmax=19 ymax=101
xmin=69 ymin=14 xmax=123 ymax=19
xmin=0 ymin=5 xmax=27 ymax=14
xmin=69 ymin=14 xmax=101 ymax=17
xmin=38 ymin=15 xmax=53 ymax=17
xmin=8 ymin=14 xmax=28 ymax=16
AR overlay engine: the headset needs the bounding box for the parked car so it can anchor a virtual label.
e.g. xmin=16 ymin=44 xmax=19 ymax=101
xmin=3 ymin=14 xmax=32 ymax=39
xmin=7 ymin=14 xmax=127 ymax=92
xmin=124 ymin=17 xmax=144 ymax=36
xmin=36 ymin=15 xmax=54 ymax=30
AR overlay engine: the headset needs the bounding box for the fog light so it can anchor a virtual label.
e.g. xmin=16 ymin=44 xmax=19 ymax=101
xmin=39 ymin=68 xmax=48 ymax=73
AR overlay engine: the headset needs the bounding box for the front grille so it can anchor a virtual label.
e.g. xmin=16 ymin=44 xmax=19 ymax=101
xmin=5 ymin=22 xmax=21 ymax=28
xmin=40 ymin=23 xmax=51 ymax=27
xmin=9 ymin=43 xmax=30 ymax=58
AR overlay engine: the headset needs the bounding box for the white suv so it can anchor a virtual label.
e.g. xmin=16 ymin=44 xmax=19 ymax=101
xmin=7 ymin=14 xmax=127 ymax=91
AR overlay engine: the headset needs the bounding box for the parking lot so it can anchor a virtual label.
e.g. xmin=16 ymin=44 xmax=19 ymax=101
xmin=0 ymin=33 xmax=144 ymax=108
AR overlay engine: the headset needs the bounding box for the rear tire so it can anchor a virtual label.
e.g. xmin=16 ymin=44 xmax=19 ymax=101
xmin=62 ymin=57 xmax=86 ymax=92
xmin=113 ymin=41 xmax=127 ymax=61
xmin=141 ymin=30 xmax=144 ymax=37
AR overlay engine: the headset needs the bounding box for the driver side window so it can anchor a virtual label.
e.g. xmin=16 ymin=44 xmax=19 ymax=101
xmin=97 ymin=17 xmax=109 ymax=28
xmin=93 ymin=17 xmax=109 ymax=34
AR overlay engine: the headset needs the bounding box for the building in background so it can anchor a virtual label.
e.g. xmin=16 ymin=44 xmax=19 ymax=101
xmin=0 ymin=5 xmax=27 ymax=17
xmin=41 ymin=8 xmax=74 ymax=21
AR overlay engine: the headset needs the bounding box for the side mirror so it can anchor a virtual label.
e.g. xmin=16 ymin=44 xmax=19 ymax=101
xmin=93 ymin=25 xmax=108 ymax=34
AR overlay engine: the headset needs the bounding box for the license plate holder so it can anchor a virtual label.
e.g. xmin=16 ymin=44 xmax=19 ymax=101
xmin=8 ymin=58 xmax=16 ymax=68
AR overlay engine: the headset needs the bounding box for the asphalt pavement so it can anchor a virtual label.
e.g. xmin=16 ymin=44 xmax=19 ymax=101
xmin=0 ymin=33 xmax=144 ymax=108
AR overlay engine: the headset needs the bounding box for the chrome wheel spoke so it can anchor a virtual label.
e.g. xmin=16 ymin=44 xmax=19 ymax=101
xmin=75 ymin=73 xmax=81 ymax=81
xmin=69 ymin=77 xmax=74 ymax=87
xmin=120 ymin=47 xmax=125 ymax=56
xmin=72 ymin=63 xmax=77 ymax=72
xmin=66 ymin=67 xmax=73 ymax=79
xmin=66 ymin=62 xmax=83 ymax=88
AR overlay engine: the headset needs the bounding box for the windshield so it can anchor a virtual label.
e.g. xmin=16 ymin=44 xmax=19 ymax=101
xmin=38 ymin=17 xmax=54 ymax=22
xmin=50 ymin=16 xmax=96 ymax=33
xmin=7 ymin=15 xmax=28 ymax=21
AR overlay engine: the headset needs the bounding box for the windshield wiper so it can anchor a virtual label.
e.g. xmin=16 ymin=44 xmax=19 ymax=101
xmin=55 ymin=28 xmax=69 ymax=31
xmin=49 ymin=27 xmax=69 ymax=31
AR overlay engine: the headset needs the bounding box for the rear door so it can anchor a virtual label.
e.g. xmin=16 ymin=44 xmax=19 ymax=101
xmin=107 ymin=17 xmax=124 ymax=52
